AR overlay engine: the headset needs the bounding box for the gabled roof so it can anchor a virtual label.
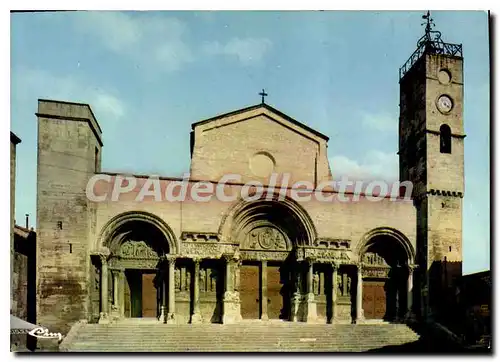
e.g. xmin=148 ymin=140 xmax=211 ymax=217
xmin=191 ymin=103 xmax=329 ymax=141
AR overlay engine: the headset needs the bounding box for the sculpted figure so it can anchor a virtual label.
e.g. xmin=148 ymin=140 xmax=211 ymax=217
xmin=186 ymin=270 xmax=191 ymax=291
xmin=248 ymin=231 xmax=258 ymax=249
xmin=200 ymin=269 xmax=206 ymax=292
xmin=274 ymin=230 xmax=286 ymax=249
xmin=174 ymin=268 xmax=180 ymax=290
xmin=121 ymin=241 xmax=133 ymax=257
xmin=313 ymin=273 xmax=319 ymax=295
xmin=337 ymin=274 xmax=343 ymax=296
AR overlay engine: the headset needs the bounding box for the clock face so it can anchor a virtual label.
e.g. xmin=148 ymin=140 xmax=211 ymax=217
xmin=437 ymin=95 xmax=453 ymax=113
xmin=438 ymin=69 xmax=451 ymax=84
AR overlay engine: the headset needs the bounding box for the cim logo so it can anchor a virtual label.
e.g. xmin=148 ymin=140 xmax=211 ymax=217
xmin=28 ymin=327 xmax=64 ymax=342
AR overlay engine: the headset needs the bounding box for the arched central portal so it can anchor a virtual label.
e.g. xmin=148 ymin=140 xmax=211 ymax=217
xmin=228 ymin=199 xmax=315 ymax=321
xmin=360 ymin=230 xmax=414 ymax=321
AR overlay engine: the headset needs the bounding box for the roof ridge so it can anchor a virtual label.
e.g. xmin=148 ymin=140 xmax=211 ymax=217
xmin=191 ymin=103 xmax=329 ymax=141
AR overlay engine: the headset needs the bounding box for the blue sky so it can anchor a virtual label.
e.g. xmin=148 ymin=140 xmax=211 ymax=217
xmin=10 ymin=11 xmax=489 ymax=274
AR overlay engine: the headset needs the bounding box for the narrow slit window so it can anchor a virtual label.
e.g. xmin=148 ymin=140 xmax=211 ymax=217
xmin=440 ymin=124 xmax=452 ymax=154
xmin=95 ymin=147 xmax=99 ymax=172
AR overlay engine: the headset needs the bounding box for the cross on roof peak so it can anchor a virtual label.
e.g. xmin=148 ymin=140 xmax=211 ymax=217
xmin=258 ymin=89 xmax=268 ymax=104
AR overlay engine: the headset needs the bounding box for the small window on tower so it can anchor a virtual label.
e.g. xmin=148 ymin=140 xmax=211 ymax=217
xmin=440 ymin=124 xmax=452 ymax=154
xmin=95 ymin=147 xmax=99 ymax=172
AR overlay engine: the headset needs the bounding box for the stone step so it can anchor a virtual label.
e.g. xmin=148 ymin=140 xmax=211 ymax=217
xmin=60 ymin=322 xmax=421 ymax=352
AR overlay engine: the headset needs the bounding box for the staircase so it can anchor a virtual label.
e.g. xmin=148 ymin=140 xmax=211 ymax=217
xmin=60 ymin=321 xmax=422 ymax=352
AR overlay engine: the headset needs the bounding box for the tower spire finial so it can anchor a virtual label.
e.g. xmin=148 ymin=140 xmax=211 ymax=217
xmin=416 ymin=10 xmax=442 ymax=49
xmin=422 ymin=10 xmax=434 ymax=42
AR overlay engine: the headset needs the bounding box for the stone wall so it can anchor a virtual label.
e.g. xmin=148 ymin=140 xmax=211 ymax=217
xmin=91 ymin=176 xmax=416 ymax=256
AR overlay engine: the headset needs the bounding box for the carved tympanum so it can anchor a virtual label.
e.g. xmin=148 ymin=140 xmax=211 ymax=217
xmin=120 ymin=240 xmax=158 ymax=259
xmin=246 ymin=226 xmax=287 ymax=250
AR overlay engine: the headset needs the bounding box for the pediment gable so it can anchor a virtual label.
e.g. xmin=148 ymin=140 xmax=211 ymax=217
xmin=189 ymin=103 xmax=332 ymax=186
xmin=191 ymin=103 xmax=329 ymax=143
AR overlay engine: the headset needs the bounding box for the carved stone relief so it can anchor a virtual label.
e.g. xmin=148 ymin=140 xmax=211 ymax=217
xmin=239 ymin=250 xmax=290 ymax=261
xmin=363 ymin=267 xmax=390 ymax=279
xmin=362 ymin=252 xmax=387 ymax=266
xmin=120 ymin=240 xmax=158 ymax=259
xmin=108 ymin=257 xmax=159 ymax=270
xmin=245 ymin=226 xmax=287 ymax=250
xmin=181 ymin=242 xmax=236 ymax=258
xmin=298 ymin=247 xmax=351 ymax=262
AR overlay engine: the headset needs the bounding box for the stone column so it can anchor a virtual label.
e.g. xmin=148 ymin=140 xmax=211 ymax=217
xmin=167 ymin=256 xmax=176 ymax=324
xmin=235 ymin=260 xmax=241 ymax=292
xmin=290 ymin=261 xmax=301 ymax=322
xmin=222 ymin=254 xmax=242 ymax=324
xmin=356 ymin=263 xmax=364 ymax=323
xmin=225 ymin=256 xmax=233 ymax=292
xmin=119 ymin=268 xmax=125 ymax=318
xmin=331 ymin=262 xmax=338 ymax=323
xmin=307 ymin=259 xmax=314 ymax=294
xmin=406 ymin=265 xmax=415 ymax=320
xmin=260 ymin=260 xmax=268 ymax=321
xmin=159 ymin=259 xmax=167 ymax=323
xmin=113 ymin=271 xmax=119 ymax=308
xmin=190 ymin=258 xmax=202 ymax=324
xmin=99 ymin=254 xmax=109 ymax=324
xmin=304 ymin=258 xmax=317 ymax=323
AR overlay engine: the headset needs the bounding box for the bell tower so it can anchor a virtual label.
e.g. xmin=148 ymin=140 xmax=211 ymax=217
xmin=398 ymin=12 xmax=465 ymax=321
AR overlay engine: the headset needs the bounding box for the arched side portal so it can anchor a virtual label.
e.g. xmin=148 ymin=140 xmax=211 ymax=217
xmin=93 ymin=211 xmax=178 ymax=322
xmin=98 ymin=211 xmax=178 ymax=255
xmin=357 ymin=228 xmax=416 ymax=321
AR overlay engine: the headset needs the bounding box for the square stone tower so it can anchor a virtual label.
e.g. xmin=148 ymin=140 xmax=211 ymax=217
xmin=35 ymin=100 xmax=102 ymax=337
xmin=398 ymin=13 xmax=464 ymax=322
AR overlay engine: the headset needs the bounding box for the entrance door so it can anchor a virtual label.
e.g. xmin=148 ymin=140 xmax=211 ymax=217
xmin=267 ymin=266 xmax=283 ymax=319
xmin=362 ymin=280 xmax=386 ymax=319
xmin=142 ymin=273 xmax=157 ymax=318
xmin=125 ymin=270 xmax=158 ymax=318
xmin=240 ymin=265 xmax=260 ymax=319
xmin=126 ymin=271 xmax=142 ymax=318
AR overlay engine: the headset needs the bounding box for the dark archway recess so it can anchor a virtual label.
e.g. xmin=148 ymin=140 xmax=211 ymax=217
xmin=232 ymin=200 xmax=314 ymax=248
xmin=106 ymin=220 xmax=171 ymax=257
xmin=361 ymin=235 xmax=410 ymax=321
xmin=99 ymin=211 xmax=178 ymax=256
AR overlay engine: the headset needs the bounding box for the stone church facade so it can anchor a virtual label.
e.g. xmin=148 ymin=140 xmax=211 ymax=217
xmin=34 ymin=25 xmax=465 ymax=336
